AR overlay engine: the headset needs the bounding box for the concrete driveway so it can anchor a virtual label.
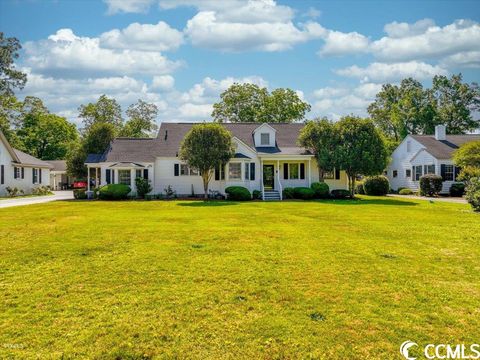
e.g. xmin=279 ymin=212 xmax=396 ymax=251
xmin=0 ymin=191 xmax=74 ymax=209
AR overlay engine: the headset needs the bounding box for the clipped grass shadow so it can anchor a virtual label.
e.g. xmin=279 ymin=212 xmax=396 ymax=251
xmin=320 ymin=198 xmax=418 ymax=206
xmin=177 ymin=201 xmax=239 ymax=207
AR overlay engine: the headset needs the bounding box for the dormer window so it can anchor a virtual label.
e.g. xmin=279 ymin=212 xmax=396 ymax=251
xmin=260 ymin=133 xmax=270 ymax=146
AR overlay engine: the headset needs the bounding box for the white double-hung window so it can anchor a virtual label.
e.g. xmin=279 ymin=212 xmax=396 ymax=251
xmin=118 ymin=169 xmax=131 ymax=185
xmin=229 ymin=163 xmax=241 ymax=180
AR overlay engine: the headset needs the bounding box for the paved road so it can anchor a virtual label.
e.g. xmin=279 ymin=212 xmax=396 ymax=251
xmin=0 ymin=191 xmax=74 ymax=209
xmin=387 ymin=194 xmax=467 ymax=204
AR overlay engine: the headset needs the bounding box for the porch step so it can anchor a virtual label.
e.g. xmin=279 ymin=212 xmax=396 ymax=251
xmin=263 ymin=190 xmax=281 ymax=201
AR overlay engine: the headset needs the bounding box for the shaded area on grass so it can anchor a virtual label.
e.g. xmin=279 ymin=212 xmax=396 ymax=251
xmin=177 ymin=201 xmax=239 ymax=207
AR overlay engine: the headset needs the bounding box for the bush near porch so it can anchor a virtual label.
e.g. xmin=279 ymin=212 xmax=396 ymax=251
xmin=98 ymin=184 xmax=131 ymax=200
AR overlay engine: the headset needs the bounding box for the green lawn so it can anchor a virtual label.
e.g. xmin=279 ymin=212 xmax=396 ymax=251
xmin=0 ymin=197 xmax=479 ymax=359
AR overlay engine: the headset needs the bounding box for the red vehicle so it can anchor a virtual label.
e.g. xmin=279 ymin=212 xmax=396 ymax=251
xmin=73 ymin=181 xmax=87 ymax=189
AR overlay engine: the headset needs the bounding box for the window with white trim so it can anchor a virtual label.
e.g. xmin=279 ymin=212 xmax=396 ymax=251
xmin=228 ymin=163 xmax=241 ymax=180
xmin=393 ymin=170 xmax=398 ymax=178
xmin=14 ymin=167 xmax=20 ymax=179
xmin=118 ymin=169 xmax=131 ymax=185
xmin=135 ymin=169 xmax=142 ymax=179
xmin=406 ymin=141 xmax=411 ymax=152
xmin=288 ymin=163 xmax=299 ymax=179
xmin=323 ymin=170 xmax=334 ymax=179
xmin=406 ymin=169 xmax=411 ymax=178
xmin=244 ymin=163 xmax=250 ymax=180
xmin=424 ymin=164 xmax=435 ymax=175
xmin=260 ymin=133 xmax=270 ymax=145
xmin=414 ymin=165 xmax=422 ymax=181
xmin=32 ymin=168 xmax=38 ymax=184
xmin=444 ymin=165 xmax=454 ymax=181
xmin=180 ymin=164 xmax=198 ymax=176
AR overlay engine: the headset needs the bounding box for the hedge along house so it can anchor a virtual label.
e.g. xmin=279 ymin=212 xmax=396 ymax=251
xmin=85 ymin=122 xmax=348 ymax=200
xmin=387 ymin=125 xmax=480 ymax=194
xmin=0 ymin=130 xmax=52 ymax=196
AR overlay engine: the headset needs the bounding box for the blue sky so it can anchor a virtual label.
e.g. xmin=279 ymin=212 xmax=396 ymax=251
xmin=1 ymin=0 xmax=479 ymax=125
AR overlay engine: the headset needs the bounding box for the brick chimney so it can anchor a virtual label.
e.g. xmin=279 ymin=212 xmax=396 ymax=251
xmin=435 ymin=125 xmax=446 ymax=141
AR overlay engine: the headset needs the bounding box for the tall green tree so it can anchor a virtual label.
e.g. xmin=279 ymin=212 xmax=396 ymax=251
xmin=298 ymin=117 xmax=336 ymax=181
xmin=0 ymin=32 xmax=27 ymax=97
xmin=16 ymin=112 xmax=78 ymax=160
xmin=432 ymin=74 xmax=480 ymax=134
xmin=83 ymin=122 xmax=116 ymax=154
xmin=179 ymin=123 xmax=235 ymax=199
xmin=212 ymin=83 xmax=268 ymax=123
xmin=120 ymin=100 xmax=158 ymax=137
xmin=78 ymin=95 xmax=123 ymax=132
xmin=212 ymin=83 xmax=310 ymax=123
xmin=0 ymin=95 xmax=22 ymax=147
xmin=332 ymin=116 xmax=389 ymax=196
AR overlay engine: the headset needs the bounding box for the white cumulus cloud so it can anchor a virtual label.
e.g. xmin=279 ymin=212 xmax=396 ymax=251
xmin=103 ymin=0 xmax=154 ymax=14
xmin=100 ymin=21 xmax=184 ymax=52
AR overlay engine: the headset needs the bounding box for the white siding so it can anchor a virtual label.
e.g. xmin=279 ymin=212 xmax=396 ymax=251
xmin=253 ymin=124 xmax=276 ymax=147
xmin=387 ymin=136 xmax=425 ymax=191
xmin=0 ymin=138 xmax=12 ymax=196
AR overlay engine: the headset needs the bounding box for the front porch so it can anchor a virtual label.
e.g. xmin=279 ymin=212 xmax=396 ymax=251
xmin=259 ymin=157 xmax=314 ymax=200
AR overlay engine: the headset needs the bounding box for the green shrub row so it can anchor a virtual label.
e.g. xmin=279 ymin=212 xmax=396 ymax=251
xmin=419 ymin=174 xmax=443 ymax=197
xmin=225 ymin=186 xmax=251 ymax=201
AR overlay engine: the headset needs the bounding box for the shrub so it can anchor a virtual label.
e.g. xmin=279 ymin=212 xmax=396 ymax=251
xmin=465 ymin=177 xmax=480 ymax=212
xmin=331 ymin=189 xmax=351 ymax=199
xmin=282 ymin=187 xmax=295 ymax=199
xmin=135 ymin=177 xmax=152 ymax=199
xmin=363 ymin=175 xmax=390 ymax=196
xmin=293 ymin=187 xmax=315 ymax=200
xmin=355 ymin=183 xmax=365 ymax=195
xmin=311 ymin=182 xmax=330 ymax=198
xmin=399 ymin=188 xmax=414 ymax=195
xmin=5 ymin=187 xmax=24 ymax=197
xmin=449 ymin=182 xmax=465 ymax=197
xmin=98 ymin=184 xmax=131 ymax=200
xmin=419 ymin=174 xmax=443 ymax=197
xmin=252 ymin=190 xmax=262 ymax=200
xmin=32 ymin=186 xmax=52 ymax=196
xmin=225 ymin=186 xmax=251 ymax=201
xmin=164 ymin=185 xmax=176 ymax=199
xmin=73 ymin=189 xmax=87 ymax=199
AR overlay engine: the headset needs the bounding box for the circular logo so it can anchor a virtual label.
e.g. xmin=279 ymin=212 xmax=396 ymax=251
xmin=400 ymin=340 xmax=418 ymax=360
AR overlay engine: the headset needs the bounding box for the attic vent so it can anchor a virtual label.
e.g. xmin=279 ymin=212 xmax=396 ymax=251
xmin=164 ymin=130 xmax=168 ymax=140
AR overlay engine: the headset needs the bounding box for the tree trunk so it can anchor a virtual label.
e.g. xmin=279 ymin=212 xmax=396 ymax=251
xmin=318 ymin=167 xmax=324 ymax=182
xmin=202 ymin=173 xmax=209 ymax=199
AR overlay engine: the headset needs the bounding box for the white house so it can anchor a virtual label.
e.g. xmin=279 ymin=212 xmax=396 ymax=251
xmin=387 ymin=125 xmax=480 ymax=193
xmin=48 ymin=160 xmax=72 ymax=190
xmin=0 ymin=130 xmax=52 ymax=196
xmin=85 ymin=122 xmax=348 ymax=200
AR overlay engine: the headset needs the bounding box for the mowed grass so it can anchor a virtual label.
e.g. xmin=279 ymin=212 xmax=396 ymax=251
xmin=0 ymin=197 xmax=479 ymax=359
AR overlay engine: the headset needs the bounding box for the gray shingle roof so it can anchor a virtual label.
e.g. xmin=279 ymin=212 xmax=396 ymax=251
xmin=155 ymin=122 xmax=309 ymax=157
xmin=86 ymin=123 xmax=310 ymax=163
xmin=13 ymin=149 xmax=52 ymax=168
xmin=411 ymin=134 xmax=480 ymax=159
xmin=47 ymin=160 xmax=67 ymax=171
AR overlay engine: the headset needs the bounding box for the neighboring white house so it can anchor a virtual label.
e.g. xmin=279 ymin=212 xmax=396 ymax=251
xmin=0 ymin=130 xmax=52 ymax=197
xmin=85 ymin=122 xmax=349 ymax=200
xmin=387 ymin=125 xmax=480 ymax=193
xmin=48 ymin=160 xmax=72 ymax=190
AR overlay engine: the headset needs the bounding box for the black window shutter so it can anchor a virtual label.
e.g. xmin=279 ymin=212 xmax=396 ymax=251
xmin=143 ymin=169 xmax=148 ymax=180
xmin=112 ymin=170 xmax=115 ymax=183
xmin=174 ymin=163 xmax=179 ymax=176
xmin=39 ymin=168 xmax=42 ymax=183
xmin=440 ymin=164 xmax=446 ymax=180
xmin=106 ymin=169 xmax=111 ymax=184
xmin=0 ymin=165 xmax=4 ymax=184
xmin=283 ymin=163 xmax=288 ymax=179
xmin=250 ymin=162 xmax=255 ymax=181
xmin=300 ymin=163 xmax=305 ymax=179
xmin=214 ymin=165 xmax=219 ymax=181
xmin=335 ymin=168 xmax=340 ymax=180
xmin=14 ymin=167 xmax=17 ymax=179
xmin=412 ymin=166 xmax=415 ymax=180
xmin=454 ymin=166 xmax=461 ymax=181
xmin=32 ymin=168 xmax=35 ymax=184
xmin=21 ymin=167 xmax=24 ymax=179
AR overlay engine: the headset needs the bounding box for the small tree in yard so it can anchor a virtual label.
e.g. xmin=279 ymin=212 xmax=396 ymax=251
xmin=298 ymin=117 xmax=336 ymax=181
xmin=179 ymin=123 xmax=235 ymax=199
xmin=135 ymin=177 xmax=152 ymax=199
xmin=332 ymin=116 xmax=389 ymax=196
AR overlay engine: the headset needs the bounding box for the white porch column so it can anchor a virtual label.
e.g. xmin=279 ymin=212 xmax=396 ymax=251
xmin=87 ymin=167 xmax=91 ymax=191
xmin=277 ymin=159 xmax=282 ymax=200
xmin=308 ymin=159 xmax=311 ymax=186
xmin=130 ymin=169 xmax=135 ymax=192
xmin=95 ymin=168 xmax=99 ymax=188
xmin=260 ymin=159 xmax=264 ymax=200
